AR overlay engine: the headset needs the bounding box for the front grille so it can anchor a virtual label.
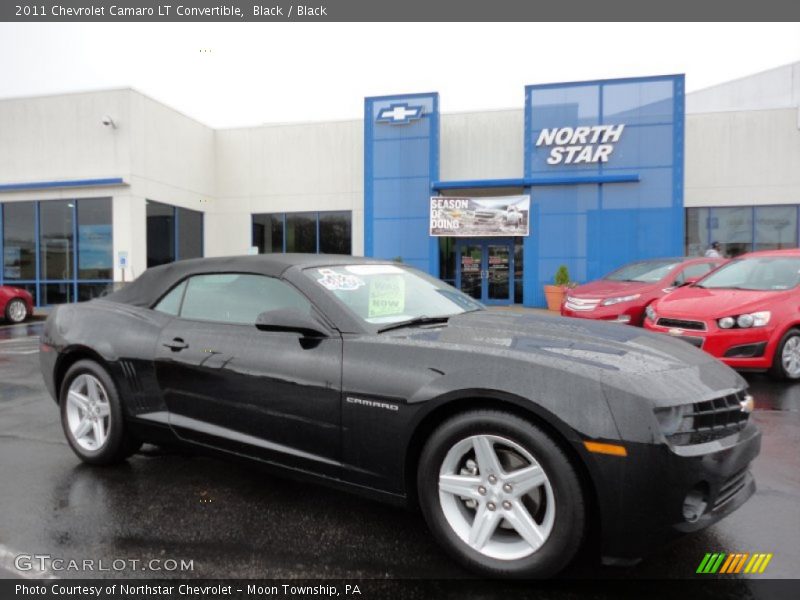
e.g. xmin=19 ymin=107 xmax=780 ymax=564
xmin=656 ymin=317 xmax=707 ymax=331
xmin=713 ymin=469 xmax=749 ymax=510
xmin=564 ymin=297 xmax=600 ymax=311
xmin=666 ymin=390 xmax=750 ymax=446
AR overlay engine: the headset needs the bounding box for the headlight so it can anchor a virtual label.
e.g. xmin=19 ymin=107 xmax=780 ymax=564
xmin=654 ymin=405 xmax=693 ymax=437
xmin=718 ymin=311 xmax=770 ymax=329
xmin=602 ymin=293 xmax=640 ymax=307
xmin=645 ymin=304 xmax=657 ymax=322
xmin=718 ymin=316 xmax=735 ymax=329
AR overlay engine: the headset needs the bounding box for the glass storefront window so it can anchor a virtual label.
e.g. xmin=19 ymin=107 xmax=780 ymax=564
xmin=77 ymin=198 xmax=112 ymax=280
xmin=177 ymin=207 xmax=203 ymax=260
xmin=286 ymin=213 xmax=317 ymax=253
xmin=686 ymin=206 xmax=799 ymax=258
xmin=41 ymin=282 xmax=72 ymax=305
xmin=146 ymin=200 xmax=203 ymax=267
xmin=712 ymin=207 xmax=753 ymax=258
xmin=78 ymin=283 xmax=113 ymax=302
xmin=439 ymin=238 xmax=456 ymax=286
xmin=685 ymin=208 xmax=710 ymax=257
xmin=252 ymin=214 xmax=284 ymax=253
xmin=39 ymin=200 xmax=75 ymax=281
xmin=755 ymin=206 xmax=797 ymax=251
xmin=319 ymin=211 xmax=351 ymax=254
xmin=252 ymin=212 xmax=351 ymax=254
xmin=2 ymin=201 xmax=36 ymax=280
xmin=146 ymin=200 xmax=176 ymax=268
xmin=1 ymin=198 xmax=114 ymax=307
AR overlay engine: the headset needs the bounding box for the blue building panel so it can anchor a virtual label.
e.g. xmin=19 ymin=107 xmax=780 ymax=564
xmin=524 ymin=74 xmax=684 ymax=306
xmin=364 ymin=92 xmax=439 ymax=275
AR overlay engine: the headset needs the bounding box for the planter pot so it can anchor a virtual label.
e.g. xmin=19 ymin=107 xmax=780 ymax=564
xmin=543 ymin=285 xmax=566 ymax=311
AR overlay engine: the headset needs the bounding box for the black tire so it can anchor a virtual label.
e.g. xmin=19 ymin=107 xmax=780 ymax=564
xmin=417 ymin=410 xmax=585 ymax=578
xmin=769 ymin=328 xmax=800 ymax=380
xmin=59 ymin=359 xmax=141 ymax=465
xmin=4 ymin=298 xmax=28 ymax=323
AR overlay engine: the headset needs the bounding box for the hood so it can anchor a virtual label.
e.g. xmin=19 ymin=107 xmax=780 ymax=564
xmin=654 ymin=286 xmax=787 ymax=318
xmin=568 ymin=279 xmax=654 ymax=299
xmin=392 ymin=310 xmax=744 ymax=406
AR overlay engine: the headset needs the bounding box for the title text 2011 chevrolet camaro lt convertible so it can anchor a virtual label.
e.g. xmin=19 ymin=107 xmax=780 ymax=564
xmin=40 ymin=255 xmax=760 ymax=578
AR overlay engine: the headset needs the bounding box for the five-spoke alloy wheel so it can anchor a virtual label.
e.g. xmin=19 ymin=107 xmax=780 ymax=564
xmin=60 ymin=359 xmax=141 ymax=464
xmin=772 ymin=328 xmax=800 ymax=380
xmin=5 ymin=298 xmax=27 ymax=323
xmin=418 ymin=410 xmax=585 ymax=578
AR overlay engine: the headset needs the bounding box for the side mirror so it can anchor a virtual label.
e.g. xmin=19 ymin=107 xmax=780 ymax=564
xmin=255 ymin=309 xmax=328 ymax=337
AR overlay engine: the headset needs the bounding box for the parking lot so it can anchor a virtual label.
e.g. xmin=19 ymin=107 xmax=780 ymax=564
xmin=0 ymin=320 xmax=798 ymax=583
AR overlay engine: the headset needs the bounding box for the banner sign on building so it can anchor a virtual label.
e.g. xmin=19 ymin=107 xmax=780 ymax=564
xmin=430 ymin=195 xmax=530 ymax=237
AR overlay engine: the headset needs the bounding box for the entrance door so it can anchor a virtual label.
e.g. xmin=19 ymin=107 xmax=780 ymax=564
xmin=456 ymin=239 xmax=514 ymax=305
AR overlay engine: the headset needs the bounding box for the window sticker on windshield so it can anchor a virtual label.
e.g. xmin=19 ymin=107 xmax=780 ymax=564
xmin=368 ymin=276 xmax=406 ymax=318
xmin=315 ymin=268 xmax=365 ymax=291
xmin=345 ymin=264 xmax=404 ymax=275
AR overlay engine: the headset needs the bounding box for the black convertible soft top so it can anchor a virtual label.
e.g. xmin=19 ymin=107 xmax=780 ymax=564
xmin=104 ymin=254 xmax=380 ymax=308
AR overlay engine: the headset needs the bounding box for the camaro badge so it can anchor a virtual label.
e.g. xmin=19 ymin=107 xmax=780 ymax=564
xmin=346 ymin=396 xmax=399 ymax=412
xmin=668 ymin=328 xmax=684 ymax=336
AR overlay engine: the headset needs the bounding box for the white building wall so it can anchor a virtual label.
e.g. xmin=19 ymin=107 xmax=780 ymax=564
xmin=213 ymin=119 xmax=364 ymax=256
xmin=685 ymin=108 xmax=800 ymax=207
xmin=0 ymin=89 xmax=132 ymax=186
xmin=687 ymin=62 xmax=800 ymax=114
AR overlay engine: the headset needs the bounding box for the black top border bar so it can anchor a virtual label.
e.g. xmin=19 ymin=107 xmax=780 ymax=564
xmin=2 ymin=0 xmax=800 ymax=22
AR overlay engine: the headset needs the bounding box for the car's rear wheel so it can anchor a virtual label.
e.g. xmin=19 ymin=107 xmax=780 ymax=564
xmin=60 ymin=360 xmax=141 ymax=464
xmin=5 ymin=298 xmax=28 ymax=323
xmin=417 ymin=410 xmax=585 ymax=578
xmin=770 ymin=328 xmax=800 ymax=380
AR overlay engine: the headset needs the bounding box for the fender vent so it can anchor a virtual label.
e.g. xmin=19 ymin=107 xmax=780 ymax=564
xmin=119 ymin=360 xmax=143 ymax=394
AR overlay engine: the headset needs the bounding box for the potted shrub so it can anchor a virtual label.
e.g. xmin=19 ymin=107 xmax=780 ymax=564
xmin=544 ymin=265 xmax=573 ymax=311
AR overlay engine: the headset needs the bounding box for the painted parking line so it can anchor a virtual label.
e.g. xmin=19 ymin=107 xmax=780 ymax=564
xmin=0 ymin=336 xmax=39 ymax=345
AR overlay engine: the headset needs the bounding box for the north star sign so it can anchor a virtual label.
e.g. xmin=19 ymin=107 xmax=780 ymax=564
xmin=376 ymin=103 xmax=424 ymax=125
xmin=536 ymin=124 xmax=625 ymax=165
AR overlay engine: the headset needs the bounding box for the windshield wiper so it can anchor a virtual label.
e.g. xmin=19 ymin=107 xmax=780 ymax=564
xmin=377 ymin=316 xmax=451 ymax=334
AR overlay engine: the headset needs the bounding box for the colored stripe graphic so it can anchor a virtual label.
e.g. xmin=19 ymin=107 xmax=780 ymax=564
xmin=698 ymin=552 xmax=772 ymax=575
xmin=697 ymin=553 xmax=727 ymax=573
xmin=719 ymin=554 xmax=736 ymax=574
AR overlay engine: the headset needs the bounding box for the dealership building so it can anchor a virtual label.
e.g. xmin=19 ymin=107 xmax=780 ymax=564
xmin=0 ymin=61 xmax=798 ymax=308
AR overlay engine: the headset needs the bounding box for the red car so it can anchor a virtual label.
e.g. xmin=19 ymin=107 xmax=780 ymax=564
xmin=1 ymin=285 xmax=34 ymax=324
xmin=644 ymin=249 xmax=800 ymax=379
xmin=561 ymin=257 xmax=725 ymax=326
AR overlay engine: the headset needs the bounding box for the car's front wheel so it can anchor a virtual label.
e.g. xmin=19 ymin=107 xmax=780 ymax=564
xmin=417 ymin=410 xmax=585 ymax=578
xmin=60 ymin=360 xmax=141 ymax=464
xmin=770 ymin=328 xmax=800 ymax=380
xmin=5 ymin=298 xmax=28 ymax=323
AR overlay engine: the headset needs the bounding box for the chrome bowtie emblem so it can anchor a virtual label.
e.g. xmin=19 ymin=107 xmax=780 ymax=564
xmin=740 ymin=394 xmax=754 ymax=413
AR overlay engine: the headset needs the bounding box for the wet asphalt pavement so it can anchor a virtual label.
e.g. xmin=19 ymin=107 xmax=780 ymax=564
xmin=0 ymin=321 xmax=798 ymax=584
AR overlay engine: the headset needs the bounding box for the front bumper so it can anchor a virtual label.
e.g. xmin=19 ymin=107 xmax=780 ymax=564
xmin=561 ymin=302 xmax=645 ymax=326
xmin=585 ymin=422 xmax=761 ymax=561
xmin=643 ymin=318 xmax=777 ymax=370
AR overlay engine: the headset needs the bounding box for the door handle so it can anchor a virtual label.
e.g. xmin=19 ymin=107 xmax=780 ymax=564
xmin=163 ymin=337 xmax=189 ymax=352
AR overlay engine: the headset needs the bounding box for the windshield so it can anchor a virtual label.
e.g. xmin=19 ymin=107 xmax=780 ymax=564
xmin=306 ymin=264 xmax=483 ymax=325
xmin=696 ymin=256 xmax=800 ymax=291
xmin=604 ymin=260 xmax=680 ymax=283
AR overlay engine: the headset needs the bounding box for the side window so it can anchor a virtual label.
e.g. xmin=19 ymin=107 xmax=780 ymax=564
xmin=682 ymin=263 xmax=715 ymax=281
xmin=154 ymin=280 xmax=187 ymax=315
xmin=178 ymin=273 xmax=311 ymax=325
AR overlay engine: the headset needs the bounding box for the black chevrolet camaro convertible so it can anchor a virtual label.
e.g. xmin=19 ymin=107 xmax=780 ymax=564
xmin=40 ymin=255 xmax=761 ymax=577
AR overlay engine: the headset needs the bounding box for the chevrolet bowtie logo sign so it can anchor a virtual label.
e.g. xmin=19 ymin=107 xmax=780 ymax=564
xmin=376 ymin=103 xmax=424 ymax=125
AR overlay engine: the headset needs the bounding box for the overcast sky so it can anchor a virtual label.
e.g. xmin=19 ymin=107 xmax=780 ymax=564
xmin=0 ymin=22 xmax=798 ymax=128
